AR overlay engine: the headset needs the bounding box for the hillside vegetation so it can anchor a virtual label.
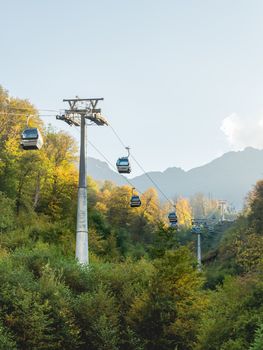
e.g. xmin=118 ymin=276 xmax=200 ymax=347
xmin=1 ymin=86 xmax=263 ymax=350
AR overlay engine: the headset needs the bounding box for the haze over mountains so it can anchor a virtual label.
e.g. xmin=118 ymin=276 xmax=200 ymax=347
xmin=88 ymin=147 xmax=263 ymax=209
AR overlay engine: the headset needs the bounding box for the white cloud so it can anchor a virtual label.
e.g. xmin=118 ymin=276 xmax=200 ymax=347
xmin=220 ymin=113 xmax=263 ymax=150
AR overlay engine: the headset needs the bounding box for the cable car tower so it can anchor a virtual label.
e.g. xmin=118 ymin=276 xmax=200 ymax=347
xmin=56 ymin=97 xmax=108 ymax=265
xmin=218 ymin=200 xmax=227 ymax=222
xmin=191 ymin=219 xmax=204 ymax=271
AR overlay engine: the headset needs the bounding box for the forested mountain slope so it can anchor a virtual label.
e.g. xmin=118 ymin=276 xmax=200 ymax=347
xmin=1 ymin=86 xmax=263 ymax=349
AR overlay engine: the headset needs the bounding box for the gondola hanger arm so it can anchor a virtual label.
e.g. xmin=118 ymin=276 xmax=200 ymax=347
xmin=125 ymin=146 xmax=130 ymax=157
xmin=26 ymin=115 xmax=33 ymax=128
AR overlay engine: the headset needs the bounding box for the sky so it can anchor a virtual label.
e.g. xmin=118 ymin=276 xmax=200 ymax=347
xmin=1 ymin=0 xmax=263 ymax=176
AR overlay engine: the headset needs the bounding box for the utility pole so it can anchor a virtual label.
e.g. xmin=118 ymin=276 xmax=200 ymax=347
xmin=57 ymin=98 xmax=108 ymax=264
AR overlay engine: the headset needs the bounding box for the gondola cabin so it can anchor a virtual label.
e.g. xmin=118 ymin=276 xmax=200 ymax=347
xmin=191 ymin=226 xmax=201 ymax=234
xmin=130 ymin=195 xmax=141 ymax=208
xmin=191 ymin=226 xmax=197 ymax=234
xmin=168 ymin=212 xmax=178 ymax=224
xmin=116 ymin=157 xmax=131 ymax=174
xmin=21 ymin=128 xmax=43 ymax=150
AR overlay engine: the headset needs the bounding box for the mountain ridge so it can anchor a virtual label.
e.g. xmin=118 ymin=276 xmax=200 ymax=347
xmin=87 ymin=147 xmax=263 ymax=208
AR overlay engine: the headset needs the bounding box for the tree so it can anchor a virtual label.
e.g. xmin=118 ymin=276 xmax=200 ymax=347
xmin=36 ymin=129 xmax=78 ymax=219
xmin=128 ymin=247 xmax=205 ymax=350
xmin=247 ymin=180 xmax=263 ymax=234
xmin=74 ymin=287 xmax=120 ymax=350
xmin=190 ymin=193 xmax=219 ymax=220
xmin=0 ymin=191 xmax=14 ymax=231
xmin=176 ymin=197 xmax=192 ymax=228
xmin=0 ymin=321 xmax=17 ymax=350
xmin=197 ymin=275 xmax=263 ymax=350
xmin=250 ymin=324 xmax=263 ymax=350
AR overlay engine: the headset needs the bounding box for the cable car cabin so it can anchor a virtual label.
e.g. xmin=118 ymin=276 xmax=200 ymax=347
xmin=191 ymin=226 xmax=201 ymax=234
xmin=116 ymin=157 xmax=131 ymax=174
xmin=168 ymin=212 xmax=178 ymax=223
xmin=191 ymin=226 xmax=198 ymax=234
xmin=130 ymin=195 xmax=141 ymax=208
xmin=21 ymin=128 xmax=43 ymax=150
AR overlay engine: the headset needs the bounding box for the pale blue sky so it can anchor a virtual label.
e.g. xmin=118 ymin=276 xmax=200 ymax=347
xmin=1 ymin=0 xmax=263 ymax=175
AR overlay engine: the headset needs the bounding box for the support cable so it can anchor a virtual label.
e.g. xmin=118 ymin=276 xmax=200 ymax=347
xmin=108 ymin=123 xmax=178 ymax=209
xmin=88 ymin=139 xmax=143 ymax=195
xmin=0 ymin=111 xmax=57 ymax=117
xmin=72 ymin=122 xmax=143 ymax=195
xmin=0 ymin=106 xmax=60 ymax=113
